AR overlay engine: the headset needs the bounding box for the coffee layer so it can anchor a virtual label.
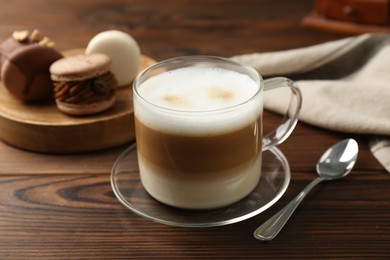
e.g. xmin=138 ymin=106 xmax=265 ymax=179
xmin=135 ymin=116 xmax=262 ymax=176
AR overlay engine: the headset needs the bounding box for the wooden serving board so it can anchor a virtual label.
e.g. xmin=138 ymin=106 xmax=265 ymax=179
xmin=0 ymin=53 xmax=156 ymax=154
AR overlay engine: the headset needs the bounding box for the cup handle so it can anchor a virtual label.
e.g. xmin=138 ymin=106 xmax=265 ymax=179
xmin=262 ymin=77 xmax=302 ymax=151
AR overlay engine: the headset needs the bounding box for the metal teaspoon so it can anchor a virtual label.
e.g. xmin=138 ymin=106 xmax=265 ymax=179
xmin=254 ymin=138 xmax=359 ymax=241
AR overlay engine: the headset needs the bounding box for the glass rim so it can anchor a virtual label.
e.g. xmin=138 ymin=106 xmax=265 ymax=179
xmin=133 ymin=55 xmax=263 ymax=114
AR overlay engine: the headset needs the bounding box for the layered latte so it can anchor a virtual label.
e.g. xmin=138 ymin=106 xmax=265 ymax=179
xmin=134 ymin=66 xmax=263 ymax=209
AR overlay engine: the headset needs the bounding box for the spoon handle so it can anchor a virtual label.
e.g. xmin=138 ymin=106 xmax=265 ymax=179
xmin=254 ymin=177 xmax=324 ymax=241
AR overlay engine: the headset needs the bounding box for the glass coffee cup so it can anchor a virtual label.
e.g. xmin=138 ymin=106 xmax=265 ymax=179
xmin=133 ymin=56 xmax=301 ymax=210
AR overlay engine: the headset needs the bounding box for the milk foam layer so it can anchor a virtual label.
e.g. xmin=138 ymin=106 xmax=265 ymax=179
xmin=135 ymin=66 xmax=262 ymax=135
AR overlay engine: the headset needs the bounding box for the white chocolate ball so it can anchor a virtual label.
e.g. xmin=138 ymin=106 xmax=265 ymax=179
xmin=86 ymin=30 xmax=141 ymax=87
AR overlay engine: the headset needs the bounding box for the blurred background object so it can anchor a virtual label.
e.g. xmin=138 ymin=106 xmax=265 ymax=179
xmin=303 ymin=0 xmax=390 ymax=34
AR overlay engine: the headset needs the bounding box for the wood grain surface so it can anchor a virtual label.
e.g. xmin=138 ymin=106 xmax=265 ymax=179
xmin=0 ymin=0 xmax=389 ymax=259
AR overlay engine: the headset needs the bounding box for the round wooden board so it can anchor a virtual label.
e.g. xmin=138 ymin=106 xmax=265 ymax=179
xmin=0 ymin=53 xmax=156 ymax=153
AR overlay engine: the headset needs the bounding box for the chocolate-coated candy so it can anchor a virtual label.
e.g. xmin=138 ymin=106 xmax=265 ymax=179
xmin=1 ymin=44 xmax=63 ymax=102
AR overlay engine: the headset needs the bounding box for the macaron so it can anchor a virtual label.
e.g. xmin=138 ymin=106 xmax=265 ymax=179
xmin=86 ymin=30 xmax=140 ymax=87
xmin=50 ymin=53 xmax=117 ymax=116
xmin=0 ymin=30 xmax=63 ymax=102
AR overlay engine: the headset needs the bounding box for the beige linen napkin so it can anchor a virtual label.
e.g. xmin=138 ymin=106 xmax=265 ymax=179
xmin=231 ymin=34 xmax=390 ymax=173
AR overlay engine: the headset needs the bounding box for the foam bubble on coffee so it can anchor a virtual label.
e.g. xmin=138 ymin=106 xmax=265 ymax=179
xmin=135 ymin=66 xmax=262 ymax=135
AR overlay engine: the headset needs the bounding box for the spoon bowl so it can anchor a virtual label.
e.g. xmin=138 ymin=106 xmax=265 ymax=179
xmin=317 ymin=139 xmax=358 ymax=179
xmin=254 ymin=138 xmax=359 ymax=241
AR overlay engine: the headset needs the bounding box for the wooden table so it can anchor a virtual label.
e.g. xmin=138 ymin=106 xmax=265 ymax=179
xmin=0 ymin=0 xmax=389 ymax=259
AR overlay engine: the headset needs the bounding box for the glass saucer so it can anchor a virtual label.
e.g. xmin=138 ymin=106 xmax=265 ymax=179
xmin=111 ymin=143 xmax=290 ymax=228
